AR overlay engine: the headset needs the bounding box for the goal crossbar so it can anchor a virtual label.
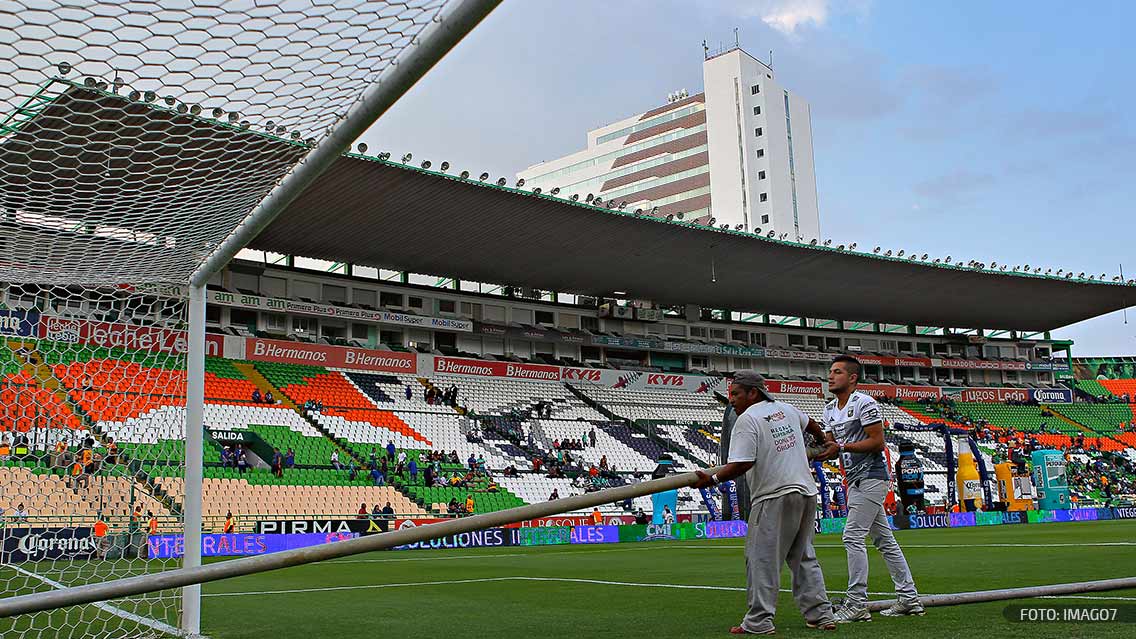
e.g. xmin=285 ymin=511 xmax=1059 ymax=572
xmin=0 ymin=466 xmax=724 ymax=618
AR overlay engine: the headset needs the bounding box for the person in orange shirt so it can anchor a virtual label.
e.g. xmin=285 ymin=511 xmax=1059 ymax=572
xmin=223 ymin=511 xmax=235 ymax=534
xmin=465 ymin=494 xmax=475 ymax=514
xmin=93 ymin=515 xmax=110 ymax=558
xmin=591 ymin=507 xmax=602 ymax=525
xmin=147 ymin=511 xmax=159 ymax=535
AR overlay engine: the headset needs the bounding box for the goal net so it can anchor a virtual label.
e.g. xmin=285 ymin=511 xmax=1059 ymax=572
xmin=0 ymin=1 xmax=466 ymax=636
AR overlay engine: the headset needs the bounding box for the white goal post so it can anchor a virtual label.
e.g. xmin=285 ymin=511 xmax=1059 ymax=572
xmin=0 ymin=1 xmax=500 ymax=637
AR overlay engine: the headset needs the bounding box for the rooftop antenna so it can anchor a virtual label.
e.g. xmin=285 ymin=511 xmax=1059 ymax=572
xmin=734 ymin=27 xmax=740 ymax=49
xmin=702 ymin=39 xmax=709 ymax=59
xmin=1123 ymin=263 xmax=1129 ymax=325
xmin=769 ymin=49 xmax=774 ymax=69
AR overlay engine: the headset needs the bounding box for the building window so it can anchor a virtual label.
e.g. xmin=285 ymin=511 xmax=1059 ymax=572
xmin=758 ymin=170 xmax=766 ymax=180
xmin=759 ymin=193 xmax=768 ymax=203
xmin=755 ymin=148 xmax=764 ymax=158
xmin=753 ymin=106 xmax=761 ymax=116
xmin=754 ymin=127 xmax=763 ymax=137
xmin=761 ymin=214 xmax=770 ymax=224
xmin=751 ymin=85 xmax=760 ymax=95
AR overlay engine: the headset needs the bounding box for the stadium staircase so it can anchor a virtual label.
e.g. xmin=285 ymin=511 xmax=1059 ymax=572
xmin=1040 ymin=405 xmax=1095 ymax=434
xmin=231 ymin=362 xmax=298 ymax=410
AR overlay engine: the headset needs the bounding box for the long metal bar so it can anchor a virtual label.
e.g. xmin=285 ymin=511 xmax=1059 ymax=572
xmin=867 ymin=576 xmax=1136 ymax=612
xmin=180 ymin=285 xmax=206 ymax=635
xmin=188 ymin=0 xmax=503 ymax=288
xmin=0 ymin=466 xmax=724 ymax=618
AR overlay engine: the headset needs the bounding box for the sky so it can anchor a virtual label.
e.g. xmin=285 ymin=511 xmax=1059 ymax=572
xmin=359 ymin=0 xmax=1136 ymax=356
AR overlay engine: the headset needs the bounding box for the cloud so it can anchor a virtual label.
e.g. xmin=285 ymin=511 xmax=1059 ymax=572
xmin=760 ymin=0 xmax=831 ymax=35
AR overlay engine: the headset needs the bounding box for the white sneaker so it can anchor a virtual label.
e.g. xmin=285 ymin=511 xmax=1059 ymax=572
xmin=833 ymin=603 xmax=871 ymax=623
xmin=879 ymin=601 xmax=925 ymax=617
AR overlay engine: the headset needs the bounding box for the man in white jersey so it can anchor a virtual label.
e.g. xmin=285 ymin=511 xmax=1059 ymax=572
xmin=822 ymin=355 xmax=923 ymax=622
xmin=694 ymin=371 xmax=837 ymax=634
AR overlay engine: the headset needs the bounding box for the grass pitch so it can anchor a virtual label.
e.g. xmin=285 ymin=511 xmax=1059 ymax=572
xmin=198 ymin=520 xmax=1136 ymax=638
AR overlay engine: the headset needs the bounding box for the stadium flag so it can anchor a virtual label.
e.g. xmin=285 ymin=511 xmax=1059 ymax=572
xmin=698 ymin=487 xmax=723 ymax=521
xmin=724 ymin=480 xmax=741 ymax=520
xmin=813 ymin=461 xmax=831 ymax=518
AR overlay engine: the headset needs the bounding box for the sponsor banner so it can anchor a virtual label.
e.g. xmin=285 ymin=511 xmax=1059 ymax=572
xmin=207 ymin=290 xmax=473 ymax=333
xmin=394 ymin=527 xmax=520 ymax=551
xmin=661 ymin=340 xmax=766 ymax=357
xmin=147 ymin=532 xmax=357 ymax=558
xmin=433 ymin=356 xmax=561 ymax=381
xmin=763 ymin=379 xmax=824 ymax=397
xmin=1029 ymin=388 xmax=1073 ymax=404
xmin=569 ymin=525 xmax=620 ymax=544
xmin=514 ymin=516 xmax=594 ymax=528
xmin=858 ymin=384 xmax=942 ymax=401
xmin=949 ymin=512 xmax=977 ymax=528
xmin=39 ymin=316 xmax=224 ymax=356
xmin=949 ymin=387 xmax=1032 ymax=403
xmin=906 ymin=513 xmax=952 ymax=530
xmin=256 ymin=519 xmax=395 ymax=535
xmin=763 ymin=348 xmax=831 ymax=363
xmin=614 ymin=522 xmax=748 ymax=543
xmin=857 ymin=354 xmax=933 ymax=368
xmin=473 ymin=322 xmax=587 ymax=346
xmin=1 ymin=527 xmax=98 ymax=562
xmin=560 ymin=368 xmax=724 ymax=393
xmin=1113 ymin=507 xmax=1136 ymax=520
xmin=0 ymin=309 xmax=39 ymax=337
xmin=245 ymin=338 xmax=416 ymax=373
xmin=937 ymin=358 xmax=1028 ymax=371
xmin=519 ymin=526 xmax=572 ymax=546
xmin=1025 ymin=361 xmax=1071 ymax=372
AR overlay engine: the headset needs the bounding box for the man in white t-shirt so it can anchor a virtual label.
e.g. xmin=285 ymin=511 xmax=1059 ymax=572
xmin=695 ymin=371 xmax=837 ymax=634
xmin=822 ymin=355 xmax=922 ymax=622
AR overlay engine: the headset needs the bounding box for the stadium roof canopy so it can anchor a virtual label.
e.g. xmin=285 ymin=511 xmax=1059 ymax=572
xmin=5 ymin=84 xmax=1134 ymax=332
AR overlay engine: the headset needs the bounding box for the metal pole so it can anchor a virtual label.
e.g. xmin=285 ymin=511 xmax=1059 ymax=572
xmin=867 ymin=576 xmax=1136 ymax=612
xmin=0 ymin=465 xmax=723 ymax=617
xmin=181 ymin=285 xmax=206 ymax=636
xmin=188 ymin=0 xmax=502 ymax=288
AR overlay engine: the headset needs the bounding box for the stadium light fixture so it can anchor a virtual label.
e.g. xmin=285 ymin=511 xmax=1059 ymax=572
xmin=810 ymin=239 xmax=818 ymax=246
xmin=708 ymin=217 xmax=716 ymax=226
xmin=897 ymin=250 xmax=905 ymax=257
xmin=210 ymin=107 xmax=222 ymax=119
xmin=933 ymin=258 xmax=941 ymax=264
xmin=873 ymin=247 xmax=881 ymax=253
xmin=990 ymin=261 xmax=998 ymax=269
xmin=163 ymin=95 xmax=176 ymax=106
xmin=634 ymin=208 xmax=643 ymax=216
xmin=515 ymin=178 xmax=525 ymax=188
xmin=1023 ymin=264 xmax=1030 ymax=271
xmin=767 ymin=231 xmax=776 ymax=238
xmin=401 ymin=153 xmax=412 ymax=163
xmin=779 ymin=233 xmax=788 ymax=240
xmin=145 ymin=91 xmax=157 ymax=102
xmin=823 ymin=239 xmax=832 ymax=247
xmin=651 ymin=206 xmax=659 ymax=216
xmin=613 ymin=291 xmax=627 ymax=295
xmin=378 ymin=152 xmax=391 ymax=161
xmin=496 ymin=178 xmax=507 ymax=186
xmin=83 ymin=76 xmax=97 ymax=87
xmin=1078 ymin=272 xmax=1085 ymax=278
xmin=570 ymin=194 xmax=580 ymax=201
xmin=619 ymin=201 xmax=627 ymax=210
xmin=1101 ymin=273 xmax=1107 ymax=279
xmin=57 ymin=62 xmax=71 ymax=75
xmin=551 ymin=187 xmax=560 ymax=195
xmin=586 ymin=193 xmax=594 ymax=203
xmin=532 ymin=187 xmax=542 ymax=195
xmin=666 ymin=214 xmax=674 ymax=221
xmin=736 ymin=224 xmax=745 ymax=231
xmin=460 ymin=170 xmax=470 ymax=179
xmin=921 ymin=253 xmax=928 ymax=260
xmin=676 ymin=212 xmax=685 ymax=220
xmin=594 ymin=197 xmax=604 ymax=206
xmin=127 ymin=89 xmax=141 ymax=101
xmin=479 ymin=172 xmax=489 ymax=181
xmin=720 ymin=224 xmax=730 ymax=230
xmin=849 ymin=243 xmax=857 ymax=250
xmin=113 ymin=76 xmax=125 ymax=93
xmin=421 ymin=160 xmax=431 ymax=169
xmin=356 ymin=143 xmax=367 ymax=154
xmin=945 ymin=256 xmax=952 ymax=263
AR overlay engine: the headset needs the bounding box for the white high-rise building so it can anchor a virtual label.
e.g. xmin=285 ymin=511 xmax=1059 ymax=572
xmin=517 ymin=46 xmax=820 ymax=242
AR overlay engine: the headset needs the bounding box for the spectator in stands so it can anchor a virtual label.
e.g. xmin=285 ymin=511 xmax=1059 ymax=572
xmin=371 ymin=503 xmax=382 ymax=519
xmin=265 ymin=391 xmax=274 ymax=404
xmin=14 ymin=503 xmax=28 ymax=523
xmin=271 ymin=447 xmax=284 ymax=478
xmin=465 ymin=494 xmax=475 ymax=514
xmin=552 ymin=439 xmax=560 ymax=450
xmin=370 ymin=464 xmax=384 ymax=487
xmin=397 ymin=449 xmax=407 ymax=466
xmin=105 ymin=437 xmax=118 ymax=467
xmin=147 ymin=511 xmax=159 ymax=535
xmin=387 ymin=441 xmax=396 ymax=460
xmin=581 ymin=432 xmax=588 ymax=449
xmin=449 ymin=450 xmax=460 ymax=464
xmin=589 ymin=428 xmax=597 ymax=448
xmin=532 ymin=457 xmax=543 ymax=472
xmin=223 ymin=511 xmax=235 ymax=534
xmin=424 ymin=387 xmax=431 ymax=404
xmin=405 ymin=385 xmax=412 ymax=401
xmin=599 ymin=455 xmax=609 ymax=471
xmin=549 ymin=488 xmax=560 ymax=500
xmin=591 ymin=507 xmax=603 ymax=525
xmin=380 ymin=502 xmax=394 ymax=531
xmin=448 ymin=497 xmax=460 ymax=514
xmin=237 ymin=447 xmax=249 ymax=474
xmin=476 ymin=454 xmax=486 ymax=472
xmin=357 ymin=503 xmax=368 ymax=519
xmin=220 ymin=445 xmax=232 ymax=468
xmin=252 ymin=389 xmax=261 ymax=403
xmin=635 ymin=508 xmax=649 ymax=525
xmin=348 ymin=461 xmax=358 ymax=481
xmin=589 ymin=465 xmax=599 ymax=479
xmin=331 ymin=449 xmax=341 ymax=470
xmin=285 ymin=448 xmax=295 ymax=469
xmin=662 ymin=506 xmax=674 ymax=524
xmin=409 ymin=458 xmax=418 ymax=483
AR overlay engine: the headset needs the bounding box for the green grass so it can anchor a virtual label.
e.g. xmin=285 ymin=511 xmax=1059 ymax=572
xmin=2 ymin=521 xmax=1135 ymax=638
